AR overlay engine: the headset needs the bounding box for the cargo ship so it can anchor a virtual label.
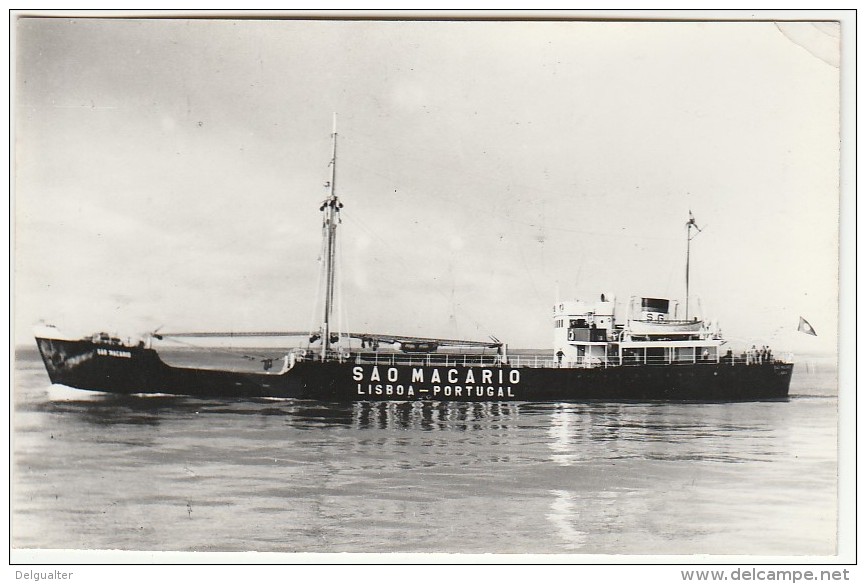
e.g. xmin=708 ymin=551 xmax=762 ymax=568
xmin=34 ymin=122 xmax=793 ymax=402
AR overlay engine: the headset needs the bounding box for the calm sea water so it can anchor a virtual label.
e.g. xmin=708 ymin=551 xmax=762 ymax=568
xmin=12 ymin=347 xmax=837 ymax=555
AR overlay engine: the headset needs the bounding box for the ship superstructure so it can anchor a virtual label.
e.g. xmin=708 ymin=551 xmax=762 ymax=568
xmin=553 ymin=295 xmax=724 ymax=368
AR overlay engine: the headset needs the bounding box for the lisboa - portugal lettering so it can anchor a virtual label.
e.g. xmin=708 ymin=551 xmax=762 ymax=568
xmin=353 ymin=366 xmax=520 ymax=398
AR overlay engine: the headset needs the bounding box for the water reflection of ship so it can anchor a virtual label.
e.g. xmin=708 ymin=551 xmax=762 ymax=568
xmin=546 ymin=403 xmax=647 ymax=466
xmin=546 ymin=490 xmax=589 ymax=551
xmin=37 ymin=393 xmax=523 ymax=432
xmin=351 ymin=401 xmax=521 ymax=431
xmin=545 ymin=402 xmax=760 ymax=467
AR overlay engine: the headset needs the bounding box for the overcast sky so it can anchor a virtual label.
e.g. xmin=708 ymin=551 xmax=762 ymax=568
xmin=14 ymin=17 xmax=842 ymax=354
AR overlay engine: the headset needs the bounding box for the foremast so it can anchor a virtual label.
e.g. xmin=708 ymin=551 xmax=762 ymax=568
xmin=319 ymin=114 xmax=343 ymax=361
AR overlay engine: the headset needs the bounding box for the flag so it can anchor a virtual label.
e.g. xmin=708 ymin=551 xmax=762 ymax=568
xmin=798 ymin=317 xmax=817 ymax=336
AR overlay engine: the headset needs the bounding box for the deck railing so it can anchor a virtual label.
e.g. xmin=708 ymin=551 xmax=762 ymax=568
xmin=351 ymin=352 xmax=505 ymax=367
xmin=307 ymin=351 xmax=789 ymax=369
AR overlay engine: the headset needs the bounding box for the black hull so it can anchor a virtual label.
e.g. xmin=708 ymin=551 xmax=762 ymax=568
xmin=35 ymin=337 xmax=793 ymax=402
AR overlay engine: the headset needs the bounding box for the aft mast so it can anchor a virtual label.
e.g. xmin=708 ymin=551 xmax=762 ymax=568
xmin=319 ymin=114 xmax=343 ymax=361
xmin=685 ymin=211 xmax=701 ymax=320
